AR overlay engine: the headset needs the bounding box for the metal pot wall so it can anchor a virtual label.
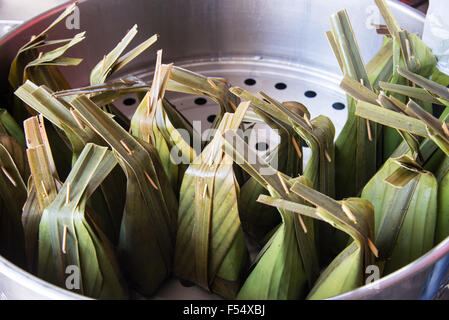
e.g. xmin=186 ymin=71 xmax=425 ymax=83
xmin=0 ymin=0 xmax=447 ymax=300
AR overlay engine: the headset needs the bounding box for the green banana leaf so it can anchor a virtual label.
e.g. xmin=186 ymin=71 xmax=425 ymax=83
xmin=131 ymin=54 xmax=196 ymax=191
xmin=259 ymin=182 xmax=376 ymax=300
xmin=432 ymin=156 xmax=449 ymax=243
xmin=15 ymin=81 xmax=125 ymax=244
xmin=231 ymin=87 xmax=334 ymax=196
xmin=22 ymin=116 xmax=60 ymax=273
xmin=7 ymin=3 xmax=85 ymax=178
xmin=222 ymin=130 xmax=319 ymax=299
xmin=69 ymin=94 xmax=178 ymax=296
xmin=38 ymin=143 xmax=128 ymax=299
xmin=90 ymin=25 xmax=157 ymax=85
xmin=174 ymin=103 xmax=251 ymax=299
xmin=8 ymin=3 xmax=81 ymax=91
xmin=328 ymin=9 xmax=381 ymax=200
xmin=167 ymin=66 xmax=240 ymax=130
xmin=0 ymin=134 xmax=28 ymax=269
xmin=237 ymin=176 xmax=313 ymax=300
xmin=374 ymin=0 xmax=442 ymax=159
xmin=0 ymin=108 xmax=26 ymax=147
xmin=23 ymin=32 xmax=85 ymax=89
xmin=89 ymin=25 xmax=157 ymax=129
xmin=228 ymin=88 xmax=305 ymax=244
xmin=231 ymin=87 xmax=335 ymax=261
xmin=361 ymin=155 xmax=437 ymax=275
xmin=21 ymin=180 xmax=41 ymax=274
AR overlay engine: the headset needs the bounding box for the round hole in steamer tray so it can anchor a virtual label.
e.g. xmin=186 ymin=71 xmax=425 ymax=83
xmin=244 ymin=78 xmax=257 ymax=86
xmin=207 ymin=114 xmax=216 ymax=123
xmin=274 ymin=82 xmax=287 ymax=90
xmin=194 ymin=97 xmax=207 ymax=105
xmin=304 ymin=90 xmax=317 ymax=98
xmin=123 ymin=97 xmax=137 ymax=106
xmin=332 ymin=102 xmax=345 ymax=110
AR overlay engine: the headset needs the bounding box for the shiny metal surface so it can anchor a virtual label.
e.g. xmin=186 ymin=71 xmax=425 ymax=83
xmin=1 ymin=0 xmax=446 ymax=300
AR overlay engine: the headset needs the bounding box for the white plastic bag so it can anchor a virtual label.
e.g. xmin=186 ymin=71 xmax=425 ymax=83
xmin=423 ymin=0 xmax=449 ymax=75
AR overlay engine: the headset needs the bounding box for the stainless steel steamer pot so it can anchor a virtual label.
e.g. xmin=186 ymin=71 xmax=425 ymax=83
xmin=0 ymin=0 xmax=447 ymax=300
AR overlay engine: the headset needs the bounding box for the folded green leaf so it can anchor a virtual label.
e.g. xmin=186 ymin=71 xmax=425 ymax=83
xmin=174 ymin=103 xmax=250 ymax=299
xmin=15 ymin=81 xmax=126 ymax=244
xmin=361 ymin=155 xmax=437 ymax=275
xmin=69 ymin=94 xmax=178 ymax=296
xmin=167 ymin=66 xmax=240 ymax=129
xmin=0 ymin=135 xmax=28 ymax=269
xmin=379 ymin=81 xmax=442 ymax=105
xmin=287 ymin=182 xmax=376 ymax=300
xmin=22 ymin=116 xmax=60 ymax=272
xmin=433 ymin=156 xmax=449 ymax=243
xmin=0 ymin=109 xmax=26 ymax=147
xmin=222 ymin=130 xmax=319 ymax=299
xmin=329 ymin=9 xmax=384 ymax=200
xmin=131 ymin=53 xmax=196 ymax=191
xmin=8 ymin=3 xmax=80 ymax=90
xmin=355 ymin=101 xmax=428 ymax=137
xmin=38 ymin=143 xmax=128 ymax=299
xmin=227 ymin=88 xmax=305 ymax=243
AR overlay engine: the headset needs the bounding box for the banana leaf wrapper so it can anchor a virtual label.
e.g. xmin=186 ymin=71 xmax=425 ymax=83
xmin=237 ymin=154 xmax=281 ymax=245
xmin=54 ymin=76 xmax=149 ymax=106
xmin=22 ymin=116 xmax=60 ymax=273
xmin=236 ymin=176 xmax=314 ymax=300
xmin=361 ymin=155 xmax=437 ymax=275
xmin=0 ymin=134 xmax=28 ymax=268
xmin=375 ymin=0 xmax=446 ymax=159
xmin=432 ymin=156 xmax=449 ymax=243
xmin=328 ymin=9 xmax=383 ymax=200
xmin=69 ymin=94 xmax=178 ymax=296
xmin=167 ymin=66 xmax=240 ymax=130
xmin=231 ymin=88 xmax=334 ymax=196
xmin=8 ymin=3 xmax=81 ymax=91
xmin=131 ymin=54 xmax=196 ymax=192
xmin=293 ymin=185 xmax=375 ymax=300
xmin=231 ymin=87 xmax=336 ymax=261
xmin=89 ymin=25 xmax=157 ymax=129
xmin=174 ymin=103 xmax=251 ymax=299
xmin=228 ymin=88 xmax=305 ymax=244
xmin=38 ymin=143 xmax=128 ymax=299
xmin=258 ymin=183 xmax=377 ymax=299
xmin=21 ymin=180 xmax=40 ymax=274
xmin=355 ymin=82 xmax=449 ymax=251
xmin=0 ymin=108 xmax=26 ymax=147
xmin=222 ymin=130 xmax=319 ymax=299
xmin=15 ymin=81 xmax=126 ymax=245
xmin=8 ymin=3 xmax=84 ymax=126
xmin=7 ymin=4 xmax=85 ymax=177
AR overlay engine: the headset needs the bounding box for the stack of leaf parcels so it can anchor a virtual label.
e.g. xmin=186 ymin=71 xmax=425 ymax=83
xmin=2 ymin=0 xmax=449 ymax=300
